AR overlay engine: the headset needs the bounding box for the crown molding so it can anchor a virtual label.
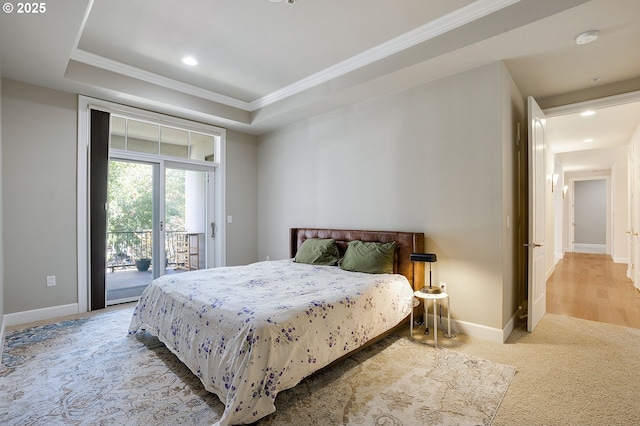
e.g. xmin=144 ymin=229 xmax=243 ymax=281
xmin=71 ymin=0 xmax=520 ymax=113
xmin=250 ymin=0 xmax=521 ymax=110
xmin=69 ymin=49 xmax=252 ymax=111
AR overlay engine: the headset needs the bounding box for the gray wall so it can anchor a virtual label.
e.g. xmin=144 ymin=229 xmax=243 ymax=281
xmin=574 ymin=179 xmax=607 ymax=244
xmin=2 ymin=79 xmax=78 ymax=313
xmin=225 ymin=129 xmax=259 ymax=265
xmin=258 ymin=62 xmax=524 ymax=333
xmin=1 ymin=78 xmax=259 ymax=315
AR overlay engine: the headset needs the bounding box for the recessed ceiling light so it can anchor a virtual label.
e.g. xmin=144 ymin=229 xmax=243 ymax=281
xmin=576 ymin=30 xmax=599 ymax=45
xmin=580 ymin=110 xmax=596 ymax=117
xmin=583 ymin=138 xmax=594 ymax=143
xmin=181 ymin=56 xmax=198 ymax=66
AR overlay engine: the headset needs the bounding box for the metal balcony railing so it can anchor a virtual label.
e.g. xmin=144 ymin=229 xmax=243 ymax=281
xmin=106 ymin=230 xmax=189 ymax=271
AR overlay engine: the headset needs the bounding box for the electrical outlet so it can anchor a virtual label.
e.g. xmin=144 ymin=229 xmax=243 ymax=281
xmin=46 ymin=275 xmax=56 ymax=287
xmin=440 ymin=282 xmax=447 ymax=293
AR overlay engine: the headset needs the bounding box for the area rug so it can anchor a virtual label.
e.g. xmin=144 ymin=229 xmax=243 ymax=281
xmin=1 ymin=307 xmax=515 ymax=425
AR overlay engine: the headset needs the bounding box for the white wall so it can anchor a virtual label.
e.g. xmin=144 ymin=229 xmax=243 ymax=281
xmin=612 ymin=160 xmax=628 ymax=263
xmin=545 ymin=142 xmax=557 ymax=278
xmin=258 ymin=62 xmax=522 ymax=337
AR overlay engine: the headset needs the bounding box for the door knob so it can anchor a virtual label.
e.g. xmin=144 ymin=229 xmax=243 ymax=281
xmin=523 ymin=243 xmax=543 ymax=248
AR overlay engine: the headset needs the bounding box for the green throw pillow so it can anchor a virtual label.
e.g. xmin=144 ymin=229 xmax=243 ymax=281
xmin=294 ymin=238 xmax=341 ymax=265
xmin=339 ymin=240 xmax=396 ymax=274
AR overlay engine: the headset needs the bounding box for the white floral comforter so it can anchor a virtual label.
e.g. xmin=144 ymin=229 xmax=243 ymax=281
xmin=128 ymin=259 xmax=414 ymax=425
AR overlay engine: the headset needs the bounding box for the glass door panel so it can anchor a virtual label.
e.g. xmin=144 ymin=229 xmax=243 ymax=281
xmin=106 ymin=160 xmax=156 ymax=303
xmin=165 ymin=167 xmax=208 ymax=275
xmin=105 ymin=160 xmax=213 ymax=305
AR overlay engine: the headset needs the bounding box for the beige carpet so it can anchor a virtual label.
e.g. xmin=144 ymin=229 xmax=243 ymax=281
xmin=1 ymin=305 xmax=514 ymax=426
xmin=431 ymin=314 xmax=640 ymax=426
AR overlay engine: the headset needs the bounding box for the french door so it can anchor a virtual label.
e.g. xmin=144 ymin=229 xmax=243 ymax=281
xmin=83 ymin=99 xmax=226 ymax=312
xmin=105 ymin=158 xmax=215 ymax=305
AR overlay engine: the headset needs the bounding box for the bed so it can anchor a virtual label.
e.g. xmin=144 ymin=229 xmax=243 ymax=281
xmin=128 ymin=228 xmax=425 ymax=425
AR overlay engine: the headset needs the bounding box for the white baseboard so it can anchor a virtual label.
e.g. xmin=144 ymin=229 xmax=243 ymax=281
xmin=454 ymin=318 xmax=506 ymax=343
xmin=502 ymin=311 xmax=519 ymax=343
xmin=420 ymin=313 xmax=505 ymax=344
xmin=554 ymin=254 xmax=563 ymax=264
xmin=573 ymin=243 xmax=606 ymax=254
xmin=546 ymin=264 xmax=556 ymax=281
xmin=613 ymin=257 xmax=628 ymax=264
xmin=4 ymin=303 xmax=80 ymax=327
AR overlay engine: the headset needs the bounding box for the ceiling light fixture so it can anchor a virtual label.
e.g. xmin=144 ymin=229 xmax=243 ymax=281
xmin=181 ymin=56 xmax=198 ymax=66
xmin=583 ymin=138 xmax=594 ymax=143
xmin=580 ymin=110 xmax=596 ymax=117
xmin=575 ymin=30 xmax=599 ymax=45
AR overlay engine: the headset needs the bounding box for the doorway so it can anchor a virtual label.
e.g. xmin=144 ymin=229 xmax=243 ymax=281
xmin=571 ymin=178 xmax=607 ymax=254
xmin=542 ymin=93 xmax=640 ymax=328
xmin=78 ymin=97 xmax=227 ymax=313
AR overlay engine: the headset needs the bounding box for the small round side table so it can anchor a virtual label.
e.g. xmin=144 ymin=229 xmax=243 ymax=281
xmin=410 ymin=290 xmax=450 ymax=348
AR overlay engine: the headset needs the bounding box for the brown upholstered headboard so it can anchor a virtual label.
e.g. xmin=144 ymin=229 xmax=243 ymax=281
xmin=290 ymin=228 xmax=425 ymax=291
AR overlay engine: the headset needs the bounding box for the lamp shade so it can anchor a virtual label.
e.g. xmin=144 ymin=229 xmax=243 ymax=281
xmin=410 ymin=253 xmax=437 ymax=263
xmin=410 ymin=252 xmax=440 ymax=294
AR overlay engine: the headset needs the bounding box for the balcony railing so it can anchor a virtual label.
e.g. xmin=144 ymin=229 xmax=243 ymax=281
xmin=106 ymin=230 xmax=190 ymax=271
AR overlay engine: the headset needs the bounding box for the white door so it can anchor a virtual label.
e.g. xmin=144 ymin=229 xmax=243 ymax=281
xmin=527 ymin=96 xmax=547 ymax=332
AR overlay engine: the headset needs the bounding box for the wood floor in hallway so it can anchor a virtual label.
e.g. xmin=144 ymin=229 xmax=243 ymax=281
xmin=546 ymin=252 xmax=640 ymax=329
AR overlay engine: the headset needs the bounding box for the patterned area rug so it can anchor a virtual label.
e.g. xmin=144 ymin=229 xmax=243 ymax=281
xmin=1 ymin=307 xmax=514 ymax=425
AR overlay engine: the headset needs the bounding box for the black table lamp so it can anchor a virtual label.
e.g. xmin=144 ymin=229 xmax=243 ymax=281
xmin=410 ymin=253 xmax=440 ymax=294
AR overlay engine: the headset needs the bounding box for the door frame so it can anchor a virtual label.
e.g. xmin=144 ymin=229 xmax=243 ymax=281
xmin=543 ymin=90 xmax=640 ymax=285
xmin=568 ymin=176 xmax=611 ymax=254
xmin=77 ymin=96 xmax=226 ymax=312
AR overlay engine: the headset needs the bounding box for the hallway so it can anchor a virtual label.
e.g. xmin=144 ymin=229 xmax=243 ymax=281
xmin=546 ymin=252 xmax=640 ymax=329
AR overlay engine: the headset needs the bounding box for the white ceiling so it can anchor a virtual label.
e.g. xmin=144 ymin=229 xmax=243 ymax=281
xmin=1 ymin=0 xmax=639 ymax=171
xmin=547 ymin=100 xmax=640 ymax=172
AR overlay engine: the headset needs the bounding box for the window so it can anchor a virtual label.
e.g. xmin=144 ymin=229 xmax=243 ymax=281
xmin=110 ymin=116 xmax=219 ymax=162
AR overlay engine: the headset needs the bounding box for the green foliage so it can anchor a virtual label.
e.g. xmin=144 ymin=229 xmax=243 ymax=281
xmin=107 ymin=161 xmax=153 ymax=233
xmin=107 ymin=161 xmax=186 ymax=260
xmin=165 ymin=168 xmax=187 ymax=231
